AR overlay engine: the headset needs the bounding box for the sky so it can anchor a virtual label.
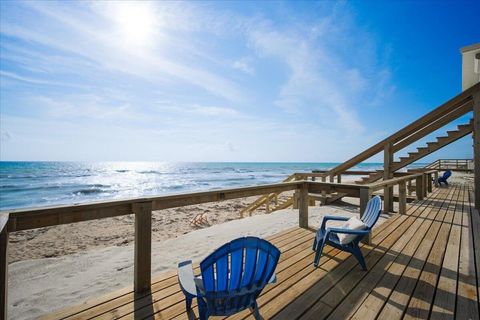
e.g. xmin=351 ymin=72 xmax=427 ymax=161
xmin=0 ymin=0 xmax=479 ymax=162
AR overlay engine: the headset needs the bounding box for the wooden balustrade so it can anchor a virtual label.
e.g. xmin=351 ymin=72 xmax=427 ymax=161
xmin=0 ymin=169 xmax=440 ymax=317
xmin=0 ymin=213 xmax=9 ymax=320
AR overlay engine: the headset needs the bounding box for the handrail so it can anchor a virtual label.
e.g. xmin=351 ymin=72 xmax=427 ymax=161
xmin=0 ymin=214 xmax=8 ymax=234
xmin=6 ymin=181 xmax=302 ymax=232
xmin=325 ymin=82 xmax=479 ymax=177
xmin=425 ymin=158 xmax=473 ymax=170
xmin=366 ymin=172 xmax=427 ymax=191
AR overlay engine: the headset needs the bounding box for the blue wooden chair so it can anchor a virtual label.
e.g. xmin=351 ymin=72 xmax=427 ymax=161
xmin=178 ymin=236 xmax=281 ymax=320
xmin=438 ymin=170 xmax=452 ymax=186
xmin=312 ymin=195 xmax=382 ymax=270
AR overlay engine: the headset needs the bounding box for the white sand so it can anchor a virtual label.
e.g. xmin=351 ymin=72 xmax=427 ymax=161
xmin=8 ymin=198 xmax=393 ymax=319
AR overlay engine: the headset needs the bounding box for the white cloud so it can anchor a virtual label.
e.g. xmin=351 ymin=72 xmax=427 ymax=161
xmin=1 ymin=2 xmax=244 ymax=102
xmin=232 ymin=58 xmax=255 ymax=75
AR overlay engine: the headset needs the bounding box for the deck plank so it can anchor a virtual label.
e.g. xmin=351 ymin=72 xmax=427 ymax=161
xmin=376 ymin=187 xmax=456 ymax=319
xmin=402 ymin=185 xmax=461 ymax=320
xmin=320 ymin=187 xmax=456 ymax=320
xmin=430 ymin=185 xmax=463 ymax=319
xmin=348 ymin=186 xmax=456 ymax=320
xmin=40 ymin=182 xmax=477 ymax=320
xmin=455 ymin=186 xmax=479 ymax=320
xmin=272 ymin=188 xmax=446 ymax=320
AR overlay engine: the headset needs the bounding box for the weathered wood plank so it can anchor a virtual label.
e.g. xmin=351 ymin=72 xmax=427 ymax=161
xmin=320 ymin=187 xmax=452 ymax=320
xmin=376 ymin=188 xmax=454 ymax=319
xmin=133 ymin=201 xmax=152 ymax=293
xmin=403 ymin=185 xmax=461 ymax=319
xmin=430 ymin=185 xmax=463 ymax=319
xmin=0 ymin=213 xmax=9 ymax=320
xmin=349 ymin=186 xmax=455 ymax=320
xmin=271 ymin=189 xmax=443 ymax=320
xmin=455 ymin=185 xmax=479 ymax=320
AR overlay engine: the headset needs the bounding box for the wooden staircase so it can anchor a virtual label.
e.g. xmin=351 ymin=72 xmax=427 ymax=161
xmin=240 ymin=174 xmax=297 ymax=216
xmin=323 ymin=83 xmax=479 ymax=184
xmin=240 ymin=82 xmax=479 ymax=215
xmin=354 ymin=118 xmax=474 ymax=184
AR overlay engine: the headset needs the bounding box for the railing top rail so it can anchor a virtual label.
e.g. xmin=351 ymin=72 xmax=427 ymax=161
xmin=308 ymin=170 xmax=377 ymax=176
xmin=4 ymin=181 xmax=303 ymax=232
xmin=0 ymin=213 xmax=8 ymax=234
xmin=366 ymin=171 xmax=436 ymax=191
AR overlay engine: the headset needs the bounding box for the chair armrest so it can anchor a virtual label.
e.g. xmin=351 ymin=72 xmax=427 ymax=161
xmin=327 ymin=227 xmax=370 ymax=236
xmin=268 ymin=273 xmax=277 ymax=284
xmin=321 ymin=215 xmax=349 ymax=230
xmin=178 ymin=260 xmax=199 ymax=297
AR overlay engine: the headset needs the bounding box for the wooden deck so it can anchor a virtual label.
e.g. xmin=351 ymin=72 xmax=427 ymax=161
xmin=45 ymin=182 xmax=479 ymax=320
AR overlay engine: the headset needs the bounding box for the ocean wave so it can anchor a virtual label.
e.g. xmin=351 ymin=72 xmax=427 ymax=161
xmin=138 ymin=170 xmax=162 ymax=174
xmin=73 ymin=188 xmax=106 ymax=195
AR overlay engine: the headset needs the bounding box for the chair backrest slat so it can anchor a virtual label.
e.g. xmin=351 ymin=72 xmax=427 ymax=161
xmin=443 ymin=170 xmax=452 ymax=179
xmin=361 ymin=195 xmax=382 ymax=229
xmin=200 ymin=236 xmax=281 ymax=315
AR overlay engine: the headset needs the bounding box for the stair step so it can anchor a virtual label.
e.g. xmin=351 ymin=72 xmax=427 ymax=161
xmin=447 ymin=130 xmax=459 ymax=135
xmin=408 ymin=152 xmax=418 ymax=156
xmin=417 ymin=147 xmax=428 ymax=152
xmin=427 ymin=141 xmax=438 ymax=146
xmin=399 ymin=156 xmax=411 ymax=162
xmin=458 ymin=123 xmax=471 ymax=129
xmin=437 ymin=136 xmax=449 ymax=141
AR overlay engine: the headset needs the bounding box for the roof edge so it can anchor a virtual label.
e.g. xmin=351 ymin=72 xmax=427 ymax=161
xmin=460 ymin=43 xmax=480 ymax=53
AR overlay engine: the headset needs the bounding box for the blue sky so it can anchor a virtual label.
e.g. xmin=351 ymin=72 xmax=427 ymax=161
xmin=0 ymin=0 xmax=478 ymax=162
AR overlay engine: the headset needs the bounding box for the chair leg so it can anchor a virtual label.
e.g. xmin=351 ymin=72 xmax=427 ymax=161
xmin=351 ymin=245 xmax=367 ymax=271
xmin=313 ymin=237 xmax=326 ymax=268
xmin=250 ymin=301 xmax=262 ymax=320
xmin=198 ymin=298 xmax=208 ymax=320
xmin=312 ymin=236 xmax=317 ymax=251
xmin=185 ymin=295 xmax=193 ymax=310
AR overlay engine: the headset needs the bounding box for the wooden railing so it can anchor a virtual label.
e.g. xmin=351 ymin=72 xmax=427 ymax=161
xmin=426 ymin=159 xmax=473 ymax=171
xmin=0 ymin=169 xmax=441 ymax=318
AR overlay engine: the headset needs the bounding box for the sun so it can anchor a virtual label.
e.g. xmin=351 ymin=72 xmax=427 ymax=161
xmin=112 ymin=2 xmax=156 ymax=48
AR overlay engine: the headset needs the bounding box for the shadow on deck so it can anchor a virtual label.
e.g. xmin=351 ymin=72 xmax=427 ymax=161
xmin=44 ymin=183 xmax=480 ymax=320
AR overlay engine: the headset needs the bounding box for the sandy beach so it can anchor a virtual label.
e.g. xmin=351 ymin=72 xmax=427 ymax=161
xmin=7 ymin=173 xmax=473 ymax=319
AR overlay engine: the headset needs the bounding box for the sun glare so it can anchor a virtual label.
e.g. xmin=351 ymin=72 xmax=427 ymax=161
xmin=112 ymin=2 xmax=156 ymax=48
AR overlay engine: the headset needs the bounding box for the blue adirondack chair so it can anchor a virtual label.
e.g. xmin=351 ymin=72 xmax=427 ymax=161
xmin=312 ymin=195 xmax=382 ymax=270
xmin=178 ymin=236 xmax=281 ymax=320
xmin=438 ymin=170 xmax=452 ymax=186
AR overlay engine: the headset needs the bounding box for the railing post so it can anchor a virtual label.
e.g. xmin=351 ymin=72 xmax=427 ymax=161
xmin=423 ymin=173 xmax=428 ymax=198
xmin=265 ymin=194 xmax=271 ymax=213
xmin=383 ymin=142 xmax=394 ymax=213
xmin=427 ymin=173 xmax=433 ymax=193
xmin=337 ymin=174 xmax=342 ymax=183
xmin=133 ymin=201 xmax=152 ymax=293
xmin=299 ymin=182 xmax=309 ymax=228
xmin=359 ymin=188 xmax=372 ymax=244
xmin=434 ymin=171 xmax=439 ymax=188
xmin=1 ymin=217 xmax=9 ymax=320
xmin=399 ymin=181 xmax=407 ymax=215
xmin=473 ymin=92 xmax=480 ymax=210
xmin=416 ymin=176 xmax=424 ymax=200
xmin=293 ymin=191 xmax=299 ymax=209
xmin=407 ymin=180 xmax=412 ymax=196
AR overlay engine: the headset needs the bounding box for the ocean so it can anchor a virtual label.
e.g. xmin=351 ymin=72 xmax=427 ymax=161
xmin=0 ymin=161 xmax=426 ymax=210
